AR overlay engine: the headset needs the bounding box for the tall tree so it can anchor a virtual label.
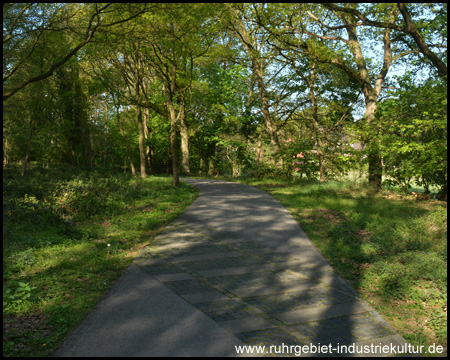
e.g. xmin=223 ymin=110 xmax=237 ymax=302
xmin=125 ymin=40 xmax=148 ymax=178
xmin=259 ymin=11 xmax=359 ymax=181
xmin=224 ymin=4 xmax=283 ymax=157
xmin=141 ymin=3 xmax=216 ymax=186
xmin=300 ymin=3 xmax=403 ymax=187
xmin=3 ymin=3 xmax=151 ymax=101
xmin=54 ymin=59 xmax=92 ymax=167
xmin=321 ymin=3 xmax=447 ymax=79
xmin=111 ymin=92 xmax=136 ymax=176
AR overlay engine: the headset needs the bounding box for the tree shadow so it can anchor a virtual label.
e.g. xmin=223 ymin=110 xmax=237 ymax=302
xmin=172 ymin=178 xmax=413 ymax=355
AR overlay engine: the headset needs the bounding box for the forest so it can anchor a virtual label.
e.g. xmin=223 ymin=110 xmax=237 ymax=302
xmin=3 ymin=3 xmax=447 ymax=198
xmin=2 ymin=3 xmax=448 ymax=357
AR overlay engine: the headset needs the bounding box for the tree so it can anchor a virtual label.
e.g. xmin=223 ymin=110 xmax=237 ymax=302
xmin=3 ymin=3 xmax=151 ymax=102
xmin=210 ymin=63 xmax=255 ymax=177
xmin=85 ymin=54 xmax=138 ymax=175
xmin=85 ymin=16 xmax=165 ymax=179
xmin=140 ymin=3 xmax=216 ymax=186
xmin=224 ymin=4 xmax=283 ymax=158
xmin=252 ymin=3 xmax=366 ymax=181
xmin=321 ymin=3 xmax=447 ymax=79
xmin=3 ymin=2 xmax=446 ymax=191
xmin=54 ymin=59 xmax=92 ymax=167
xmin=125 ymin=40 xmax=148 ymax=178
xmin=375 ymin=74 xmax=447 ymax=200
xmin=295 ymin=3 xmax=404 ymax=188
xmin=276 ymin=49 xmax=358 ymax=181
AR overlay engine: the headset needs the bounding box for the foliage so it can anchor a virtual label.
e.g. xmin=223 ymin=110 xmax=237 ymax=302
xmin=375 ymin=74 xmax=447 ymax=199
xmin=280 ymin=103 xmax=359 ymax=181
xmin=210 ymin=63 xmax=255 ymax=177
xmin=3 ymin=281 xmax=37 ymax=314
xmin=53 ymin=174 xmax=141 ymax=221
xmin=3 ymin=3 xmax=150 ymax=101
xmin=3 ymin=3 xmax=447 ymax=190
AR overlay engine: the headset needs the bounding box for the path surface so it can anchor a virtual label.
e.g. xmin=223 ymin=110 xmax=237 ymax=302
xmin=55 ymin=178 xmax=409 ymax=357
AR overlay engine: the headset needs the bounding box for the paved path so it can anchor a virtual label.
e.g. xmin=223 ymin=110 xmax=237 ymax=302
xmin=55 ymin=178 xmax=409 ymax=357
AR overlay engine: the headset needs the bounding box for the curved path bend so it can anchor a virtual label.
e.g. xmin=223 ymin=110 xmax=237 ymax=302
xmin=55 ymin=178 xmax=409 ymax=357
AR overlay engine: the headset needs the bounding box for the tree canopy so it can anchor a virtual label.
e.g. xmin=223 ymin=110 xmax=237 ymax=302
xmin=3 ymin=3 xmax=447 ymax=200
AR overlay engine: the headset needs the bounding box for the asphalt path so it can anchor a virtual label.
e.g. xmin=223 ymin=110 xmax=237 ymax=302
xmin=54 ymin=178 xmax=409 ymax=357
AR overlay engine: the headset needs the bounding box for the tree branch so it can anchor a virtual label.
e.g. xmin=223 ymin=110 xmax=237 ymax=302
xmin=3 ymin=4 xmax=151 ymax=101
xmin=397 ymin=3 xmax=447 ymax=78
xmin=320 ymin=3 xmax=447 ymax=78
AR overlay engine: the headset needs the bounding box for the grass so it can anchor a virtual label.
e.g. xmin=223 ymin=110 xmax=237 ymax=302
xmin=3 ymin=166 xmax=446 ymax=356
xmin=229 ymin=176 xmax=447 ymax=356
xmin=3 ymin=164 xmax=198 ymax=357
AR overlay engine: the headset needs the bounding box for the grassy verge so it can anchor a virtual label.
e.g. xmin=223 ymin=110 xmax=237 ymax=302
xmin=3 ymin=165 xmax=198 ymax=357
xmin=230 ymin=176 xmax=447 ymax=356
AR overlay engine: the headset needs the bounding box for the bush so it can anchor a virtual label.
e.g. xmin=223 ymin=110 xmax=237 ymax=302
xmin=249 ymin=162 xmax=287 ymax=179
xmin=53 ymin=174 xmax=141 ymax=221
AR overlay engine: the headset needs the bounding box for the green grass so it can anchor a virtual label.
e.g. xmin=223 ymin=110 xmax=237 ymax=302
xmin=227 ymin=176 xmax=447 ymax=356
xmin=3 ymin=167 xmax=446 ymax=356
xmin=3 ymin=164 xmax=198 ymax=357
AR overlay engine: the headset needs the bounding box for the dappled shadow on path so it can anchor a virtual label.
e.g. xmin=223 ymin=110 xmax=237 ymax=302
xmin=161 ymin=178 xmax=409 ymax=356
xmin=54 ymin=178 xmax=410 ymax=356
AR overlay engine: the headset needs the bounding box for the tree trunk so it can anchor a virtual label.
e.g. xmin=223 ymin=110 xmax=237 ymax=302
xmin=302 ymin=64 xmax=327 ymax=183
xmin=196 ymin=139 xmax=206 ymax=175
xmin=21 ymin=116 xmax=34 ymax=177
xmin=364 ymin=94 xmax=382 ymax=188
xmin=103 ymin=100 xmax=108 ymax=166
xmin=114 ymin=101 xmax=136 ymax=176
xmin=168 ymin=97 xmax=180 ymax=186
xmin=255 ymin=134 xmax=263 ymax=169
xmin=143 ymin=106 xmax=152 ymax=174
xmin=231 ymin=12 xmax=282 ymax=158
xmin=3 ymin=137 xmax=8 ymax=168
xmin=253 ymin=60 xmax=282 ymax=155
xmin=137 ymin=105 xmax=146 ymax=178
xmin=179 ymin=94 xmax=191 ymax=175
xmin=207 ymin=144 xmax=218 ymax=176
xmin=199 ymin=157 xmax=205 ymax=175
xmin=368 ymin=150 xmax=382 ymax=188
xmin=141 ymin=74 xmax=153 ymax=174
xmin=135 ymin=80 xmax=146 ymax=178
xmin=318 ymin=153 xmax=326 ymax=183
xmin=340 ymin=10 xmax=394 ymax=189
xmin=21 ymin=83 xmax=42 ymax=176
xmin=168 ymin=22 xmax=180 ymax=187
xmin=129 ymin=156 xmax=136 ymax=176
